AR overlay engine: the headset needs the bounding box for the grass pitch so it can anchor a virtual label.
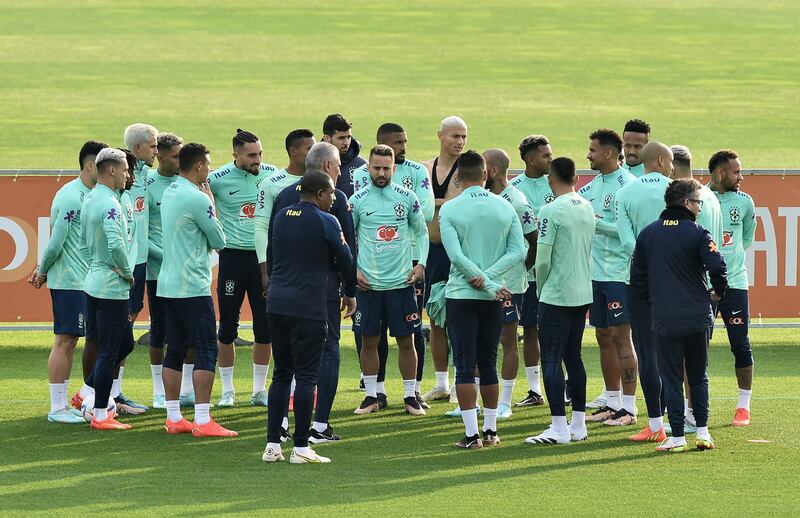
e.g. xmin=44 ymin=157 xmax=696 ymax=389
xmin=1 ymin=0 xmax=799 ymax=169
xmin=0 ymin=328 xmax=798 ymax=516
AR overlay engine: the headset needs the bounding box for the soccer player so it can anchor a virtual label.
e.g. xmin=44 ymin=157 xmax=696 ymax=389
xmin=158 ymin=143 xmax=237 ymax=437
xmin=621 ymin=119 xmax=651 ymax=178
xmin=580 ymin=128 xmax=638 ymax=425
xmin=112 ymin=123 xmax=158 ymax=412
xmin=322 ymin=114 xmax=366 ymax=198
xmin=708 ymin=150 xmax=757 ymax=427
xmin=420 ymin=116 xmax=467 ymax=404
xmin=80 ymin=148 xmax=134 ymax=430
xmin=351 ymin=144 xmax=429 ymax=416
xmin=262 ymin=171 xmax=354 ymax=464
xmin=483 ymin=148 xmax=537 ymax=419
xmin=616 ymin=142 xmax=674 ymax=442
xmin=270 ymin=142 xmax=357 ymax=443
xmin=146 ymin=133 xmax=183 ymax=408
xmin=508 ymin=135 xmax=555 ymax=407
xmin=524 ymin=157 xmax=595 ymax=445
xmin=30 ymin=141 xmax=106 ymax=423
xmin=440 ymin=150 xmax=525 ymax=448
xmin=210 ymin=129 xmax=281 ymax=407
xmin=631 ymin=178 xmax=727 ymax=451
xmin=352 ymin=123 xmax=435 ymax=407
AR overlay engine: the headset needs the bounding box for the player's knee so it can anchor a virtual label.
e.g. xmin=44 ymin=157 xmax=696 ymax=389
xmin=217 ymin=324 xmax=238 ymax=345
xmin=732 ymin=343 xmax=754 ymax=369
xmin=193 ymin=345 xmax=218 ymax=372
xmin=54 ymin=335 xmax=79 ymax=350
xmin=455 ymin=371 xmax=475 ymax=385
xmin=476 ymin=364 xmax=498 ymax=386
xmin=163 ymin=347 xmax=184 ymax=371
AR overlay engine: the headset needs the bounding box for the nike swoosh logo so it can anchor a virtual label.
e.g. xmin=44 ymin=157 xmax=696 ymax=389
xmin=156 ymin=202 xmax=161 ymax=206
xmin=731 ymin=310 xmax=742 ymax=315
xmin=366 ymin=211 xmax=376 ymax=216
xmin=505 ymin=311 xmax=515 ymax=316
xmin=229 ymin=190 xmax=240 ymax=195
xmin=413 ymin=323 xmax=421 ymax=328
xmin=614 ymin=312 xmax=623 ymax=317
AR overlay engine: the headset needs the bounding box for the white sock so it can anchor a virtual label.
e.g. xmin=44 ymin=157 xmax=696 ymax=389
xmin=500 ymin=378 xmax=515 ymax=407
xmin=312 ymin=421 xmax=327 ymax=433
xmin=219 ymin=366 xmax=234 ymax=394
xmin=94 ymin=407 xmax=108 ymax=421
xmin=607 ymin=390 xmax=622 ymax=411
xmin=117 ymin=366 xmax=125 ymax=392
xmin=696 ymin=425 xmax=711 ymax=441
xmin=294 ymin=446 xmax=312 ymax=456
xmin=181 ymin=364 xmax=195 ymax=396
xmin=474 ymin=376 xmax=480 ymax=386
xmin=622 ymin=394 xmax=636 ymax=414
xmin=552 ymin=415 xmax=568 ymax=435
xmin=376 ymin=381 xmax=386 ymax=395
xmin=684 ymin=398 xmax=690 ymax=415
xmin=403 ymin=379 xmax=416 ymax=398
xmin=290 ymin=377 xmax=296 ymax=396
xmin=49 ymin=383 xmax=64 ymax=413
xmin=525 ymin=366 xmax=541 ymax=394
xmin=435 ymin=371 xmax=449 ymax=391
xmin=738 ymin=388 xmax=752 ymax=410
xmin=110 ymin=376 xmax=121 ymax=399
xmin=649 ymin=417 xmax=663 ymax=433
xmin=461 ymin=407 xmax=479 ymax=437
xmin=63 ymin=379 xmax=69 ymax=401
xmin=482 ymin=407 xmax=498 ymax=432
xmin=252 ymin=363 xmax=269 ymax=396
xmin=151 ymin=364 xmax=165 ymax=397
xmin=281 ymin=416 xmax=289 ymax=430
xmin=79 ymin=383 xmax=94 ymax=399
xmin=166 ymin=400 xmax=182 ymax=422
xmin=364 ymin=375 xmax=378 ymax=398
xmin=194 ymin=403 xmax=211 ymax=425
xmin=415 ymin=380 xmax=421 ymax=393
xmin=570 ymin=411 xmax=586 ymax=432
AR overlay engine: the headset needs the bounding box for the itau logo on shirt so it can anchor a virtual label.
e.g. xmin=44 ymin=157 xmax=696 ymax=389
xmin=239 ymin=203 xmax=256 ymax=219
xmin=135 ymin=196 xmax=145 ymax=212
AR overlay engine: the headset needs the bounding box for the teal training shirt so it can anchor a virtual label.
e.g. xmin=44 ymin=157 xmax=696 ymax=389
xmin=353 ymin=160 xmax=435 ymax=260
xmin=578 ymin=167 xmax=636 ymax=282
xmin=439 ymin=185 xmax=526 ymax=300
xmin=535 ymin=192 xmax=595 ymax=306
xmin=509 ymin=173 xmax=554 ymax=282
xmin=253 ymin=167 xmax=302 ymax=263
xmin=350 ymin=181 xmax=429 ymax=291
xmin=714 ymin=188 xmax=757 ymax=290
xmin=615 ymin=172 xmax=672 ymax=280
xmin=499 ymin=183 xmax=537 ymax=294
xmin=120 ymin=190 xmax=138 ymax=268
xmin=130 ymin=160 xmax=150 ymax=265
xmin=145 ymin=170 xmax=176 ymax=281
xmin=38 ymin=177 xmax=92 ymax=290
xmin=623 ymin=162 xmax=646 ymax=178
xmin=157 ymin=176 xmax=226 ymax=298
xmin=81 ymin=184 xmax=132 ymax=300
xmin=209 ymin=161 xmax=276 ymax=253
xmin=698 ymin=185 xmax=723 ymax=247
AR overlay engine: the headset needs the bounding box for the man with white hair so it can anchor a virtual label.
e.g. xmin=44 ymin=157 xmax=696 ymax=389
xmin=420 ymin=116 xmax=467 ymax=408
xmin=80 ymin=147 xmax=135 ymax=430
xmin=112 ymin=123 xmax=158 ymax=413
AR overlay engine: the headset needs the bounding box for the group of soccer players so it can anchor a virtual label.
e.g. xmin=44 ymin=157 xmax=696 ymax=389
xmin=32 ymin=114 xmax=757 ymax=461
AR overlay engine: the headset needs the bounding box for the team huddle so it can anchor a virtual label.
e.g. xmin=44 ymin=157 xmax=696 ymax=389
xmin=32 ymin=115 xmax=756 ymax=462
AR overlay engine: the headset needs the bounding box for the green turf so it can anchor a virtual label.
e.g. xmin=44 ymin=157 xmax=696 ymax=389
xmin=0 ymin=328 xmax=798 ymax=516
xmin=1 ymin=0 xmax=799 ymax=169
